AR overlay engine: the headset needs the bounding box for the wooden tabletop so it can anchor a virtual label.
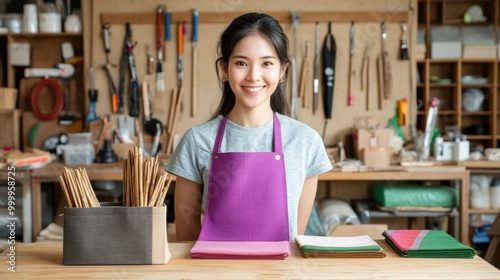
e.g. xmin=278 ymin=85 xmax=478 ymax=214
xmin=0 ymin=241 xmax=498 ymax=279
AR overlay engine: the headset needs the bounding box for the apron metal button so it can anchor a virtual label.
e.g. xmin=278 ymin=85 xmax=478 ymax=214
xmin=214 ymin=154 xmax=218 ymax=159
xmin=275 ymin=155 xmax=281 ymax=160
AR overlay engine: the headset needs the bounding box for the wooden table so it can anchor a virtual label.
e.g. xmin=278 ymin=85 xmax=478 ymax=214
xmin=29 ymin=163 xmax=470 ymax=244
xmin=0 ymin=241 xmax=498 ymax=279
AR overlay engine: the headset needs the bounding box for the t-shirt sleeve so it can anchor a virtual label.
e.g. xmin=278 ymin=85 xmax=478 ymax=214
xmin=165 ymin=128 xmax=204 ymax=184
xmin=306 ymin=132 xmax=333 ymax=178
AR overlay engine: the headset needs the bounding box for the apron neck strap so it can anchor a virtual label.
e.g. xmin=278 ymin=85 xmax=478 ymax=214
xmin=213 ymin=113 xmax=282 ymax=154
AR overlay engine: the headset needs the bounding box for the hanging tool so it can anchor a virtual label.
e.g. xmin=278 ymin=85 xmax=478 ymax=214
xmin=166 ymin=22 xmax=186 ymax=153
xmin=142 ymin=82 xmax=163 ymax=136
xmin=146 ymin=46 xmax=154 ymax=75
xmin=299 ymin=40 xmax=309 ymax=109
xmin=377 ymin=55 xmax=384 ymax=110
xmin=313 ymin=21 xmax=320 ymax=114
xmin=24 ymin=64 xmax=74 ymax=78
xmin=168 ymin=22 xmax=184 ymax=134
xmin=125 ymin=22 xmax=140 ymax=117
xmin=397 ymin=98 xmax=409 ymax=126
xmin=164 ymin=9 xmax=171 ymax=61
xmin=155 ymin=6 xmax=165 ymax=115
xmin=191 ymin=9 xmax=199 ymax=117
xmin=86 ymin=66 xmax=98 ymax=123
xmin=25 ymin=64 xmax=76 ymax=123
xmin=380 ymin=22 xmax=393 ymax=100
xmin=322 ymin=21 xmax=336 ymax=141
xmin=290 ymin=11 xmax=300 ymax=118
xmin=348 ymin=21 xmax=355 ymax=106
xmin=102 ymin=23 xmax=119 ymax=114
xmin=361 ymin=41 xmax=373 ymax=111
xmin=400 ymin=22 xmax=409 ymax=60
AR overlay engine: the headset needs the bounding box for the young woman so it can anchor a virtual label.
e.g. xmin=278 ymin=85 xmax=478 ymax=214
xmin=166 ymin=13 xmax=332 ymax=242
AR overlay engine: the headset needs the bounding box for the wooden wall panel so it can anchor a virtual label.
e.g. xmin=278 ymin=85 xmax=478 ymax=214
xmin=83 ymin=0 xmax=414 ymax=147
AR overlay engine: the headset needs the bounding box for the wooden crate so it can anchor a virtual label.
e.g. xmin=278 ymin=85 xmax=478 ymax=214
xmin=0 ymin=109 xmax=21 ymax=150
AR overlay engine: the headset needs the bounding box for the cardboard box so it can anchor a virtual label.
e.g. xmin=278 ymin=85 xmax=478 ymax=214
xmin=415 ymin=44 xmax=426 ymax=60
xmin=362 ymin=147 xmax=391 ymax=167
xmin=355 ymin=128 xmax=393 ymax=159
xmin=463 ymin=45 xmax=497 ymax=59
xmin=329 ymin=224 xmax=388 ymax=240
xmin=63 ymin=202 xmax=170 ymax=265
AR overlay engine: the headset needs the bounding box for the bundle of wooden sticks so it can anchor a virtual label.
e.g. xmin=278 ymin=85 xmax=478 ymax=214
xmin=123 ymin=147 xmax=173 ymax=207
xmin=59 ymin=167 xmax=100 ymax=208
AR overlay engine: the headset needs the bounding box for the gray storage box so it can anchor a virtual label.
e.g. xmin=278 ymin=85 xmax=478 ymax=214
xmin=431 ymin=26 xmax=462 ymax=58
xmin=63 ymin=202 xmax=170 ymax=265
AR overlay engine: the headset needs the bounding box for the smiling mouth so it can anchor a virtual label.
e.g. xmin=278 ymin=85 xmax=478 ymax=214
xmin=243 ymin=86 xmax=265 ymax=93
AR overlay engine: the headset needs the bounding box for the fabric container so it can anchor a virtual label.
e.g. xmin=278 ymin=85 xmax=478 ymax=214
xmin=371 ymin=184 xmax=457 ymax=208
xmin=63 ymin=202 xmax=170 ymax=265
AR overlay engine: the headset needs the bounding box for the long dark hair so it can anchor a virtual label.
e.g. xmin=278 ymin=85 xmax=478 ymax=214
xmin=211 ymin=12 xmax=291 ymax=119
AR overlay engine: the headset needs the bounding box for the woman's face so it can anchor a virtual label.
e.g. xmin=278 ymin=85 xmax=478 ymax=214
xmin=225 ymin=33 xmax=285 ymax=112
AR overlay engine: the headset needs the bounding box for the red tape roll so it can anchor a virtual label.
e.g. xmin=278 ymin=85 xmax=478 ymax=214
xmin=30 ymin=78 xmax=64 ymax=121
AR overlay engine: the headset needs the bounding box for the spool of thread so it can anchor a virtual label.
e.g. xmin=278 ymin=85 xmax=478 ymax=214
xmin=22 ymin=4 xmax=38 ymax=33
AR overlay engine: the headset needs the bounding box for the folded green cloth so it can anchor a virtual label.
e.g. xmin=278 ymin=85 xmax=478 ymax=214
xmin=295 ymin=235 xmax=386 ymax=258
xmin=383 ymin=230 xmax=476 ymax=258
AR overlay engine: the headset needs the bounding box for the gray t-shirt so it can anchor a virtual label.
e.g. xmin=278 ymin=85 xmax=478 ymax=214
xmin=166 ymin=113 xmax=332 ymax=238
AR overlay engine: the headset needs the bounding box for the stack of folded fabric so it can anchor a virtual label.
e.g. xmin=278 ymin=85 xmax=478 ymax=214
xmin=295 ymin=235 xmax=386 ymax=258
xmin=190 ymin=240 xmax=290 ymax=259
xmin=383 ymin=230 xmax=476 ymax=258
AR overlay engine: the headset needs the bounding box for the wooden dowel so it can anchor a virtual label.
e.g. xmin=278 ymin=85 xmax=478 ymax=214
xmin=58 ymin=175 xmax=73 ymax=208
xmin=148 ymin=171 xmax=166 ymax=207
xmin=74 ymin=170 xmax=89 ymax=208
xmin=80 ymin=168 xmax=100 ymax=207
xmin=156 ymin=175 xmax=173 ymax=207
xmin=64 ymin=168 xmax=82 ymax=208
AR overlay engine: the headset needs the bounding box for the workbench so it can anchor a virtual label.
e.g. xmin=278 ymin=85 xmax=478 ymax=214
xmin=28 ymin=163 xmax=470 ymax=243
xmin=0 ymin=241 xmax=498 ymax=279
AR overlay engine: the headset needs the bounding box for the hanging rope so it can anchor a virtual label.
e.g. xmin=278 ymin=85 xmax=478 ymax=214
xmin=30 ymin=78 xmax=64 ymax=121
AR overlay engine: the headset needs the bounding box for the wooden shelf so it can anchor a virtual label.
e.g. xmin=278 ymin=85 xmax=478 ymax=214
xmin=419 ymin=0 xmax=500 ymax=246
xmin=462 ymin=84 xmax=493 ymax=88
xmin=429 ymin=83 xmax=457 ymax=87
xmin=466 ymin=135 xmax=493 ymax=140
xmin=100 ymin=11 xmax=409 ymax=25
xmin=461 ymin=111 xmax=493 ymax=116
xmin=6 ymin=32 xmax=82 ymax=37
xmin=468 ymin=208 xmax=500 ymax=215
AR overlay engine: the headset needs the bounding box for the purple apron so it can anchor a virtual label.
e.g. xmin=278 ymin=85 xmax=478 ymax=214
xmin=198 ymin=113 xmax=290 ymax=242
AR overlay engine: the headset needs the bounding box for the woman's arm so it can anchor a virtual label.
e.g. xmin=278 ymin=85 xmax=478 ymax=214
xmin=296 ymin=176 xmax=319 ymax=235
xmin=174 ymin=176 xmax=203 ymax=241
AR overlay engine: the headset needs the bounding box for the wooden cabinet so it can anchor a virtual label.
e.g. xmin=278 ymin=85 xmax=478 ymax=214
xmin=2 ymin=33 xmax=84 ymax=115
xmin=416 ymin=0 xmax=499 ymax=151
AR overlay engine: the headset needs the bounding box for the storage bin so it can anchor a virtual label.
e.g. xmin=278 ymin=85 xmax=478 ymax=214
xmin=371 ymin=184 xmax=458 ymax=208
xmin=62 ymin=143 xmax=95 ymax=165
xmin=63 ymin=202 xmax=170 ymax=265
xmin=431 ymin=26 xmax=462 ymax=58
xmin=67 ymin=132 xmax=93 ymax=145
